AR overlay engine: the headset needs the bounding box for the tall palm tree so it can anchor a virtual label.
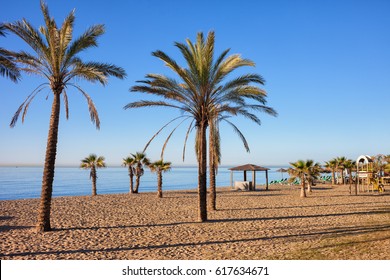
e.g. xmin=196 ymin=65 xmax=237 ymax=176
xmin=324 ymin=159 xmax=337 ymax=185
xmin=131 ymin=152 xmax=151 ymax=193
xmin=0 ymin=24 xmax=20 ymax=82
xmin=122 ymin=156 xmax=136 ymax=194
xmin=126 ymin=31 xmax=276 ymax=221
xmin=80 ymin=154 xmax=106 ymax=196
xmin=288 ymin=160 xmax=309 ymax=198
xmin=6 ymin=1 xmax=126 ymax=232
xmin=149 ymin=159 xmax=172 ymax=198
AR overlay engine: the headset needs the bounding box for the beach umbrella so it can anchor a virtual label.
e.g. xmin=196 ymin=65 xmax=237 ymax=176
xmin=275 ymin=168 xmax=288 ymax=179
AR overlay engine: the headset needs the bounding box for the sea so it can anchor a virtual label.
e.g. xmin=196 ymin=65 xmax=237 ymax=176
xmin=0 ymin=166 xmax=289 ymax=200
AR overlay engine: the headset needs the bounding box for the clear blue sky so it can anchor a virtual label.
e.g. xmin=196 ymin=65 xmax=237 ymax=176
xmin=1 ymin=0 xmax=389 ymax=167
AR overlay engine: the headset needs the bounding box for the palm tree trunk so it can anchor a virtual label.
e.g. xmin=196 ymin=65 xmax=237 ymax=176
xmin=198 ymin=122 xmax=208 ymax=222
xmin=307 ymin=180 xmax=312 ymax=193
xmin=157 ymin=171 xmax=162 ymax=198
xmin=36 ymin=92 xmax=61 ymax=232
xmin=208 ymin=130 xmax=216 ymax=211
xmin=128 ymin=167 xmax=134 ymax=193
xmin=300 ymin=175 xmax=306 ymax=198
xmin=134 ymin=175 xmax=140 ymax=193
xmin=338 ymin=169 xmax=344 ymax=185
xmin=91 ymin=166 xmax=97 ymax=196
xmin=348 ymin=168 xmax=352 ymax=194
xmin=354 ymin=176 xmax=358 ymax=195
xmin=331 ymin=170 xmax=335 ymax=185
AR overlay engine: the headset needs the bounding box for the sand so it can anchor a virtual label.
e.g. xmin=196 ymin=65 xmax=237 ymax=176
xmin=0 ymin=184 xmax=389 ymax=260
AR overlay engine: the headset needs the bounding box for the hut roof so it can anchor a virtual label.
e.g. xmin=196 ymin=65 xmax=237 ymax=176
xmin=229 ymin=164 xmax=270 ymax=171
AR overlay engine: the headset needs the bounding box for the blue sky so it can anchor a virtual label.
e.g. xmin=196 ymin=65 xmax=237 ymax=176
xmin=1 ymin=0 xmax=389 ymax=167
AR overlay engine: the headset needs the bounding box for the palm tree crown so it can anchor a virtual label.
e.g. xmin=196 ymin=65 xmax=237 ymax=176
xmin=6 ymin=1 xmax=126 ymax=128
xmin=126 ymin=31 xmax=276 ymax=221
xmin=149 ymin=159 xmax=172 ymax=173
xmin=80 ymin=154 xmax=106 ymax=171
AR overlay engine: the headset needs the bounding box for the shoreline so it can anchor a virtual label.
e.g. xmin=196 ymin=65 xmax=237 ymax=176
xmin=1 ymin=184 xmax=389 ymax=260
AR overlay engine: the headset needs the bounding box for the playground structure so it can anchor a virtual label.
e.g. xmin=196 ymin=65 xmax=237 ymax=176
xmin=356 ymin=155 xmax=387 ymax=193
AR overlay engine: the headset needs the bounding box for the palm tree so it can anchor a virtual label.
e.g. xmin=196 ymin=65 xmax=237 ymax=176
xmin=306 ymin=160 xmax=321 ymax=193
xmin=149 ymin=159 xmax=172 ymax=198
xmin=343 ymin=159 xmax=356 ymax=194
xmin=372 ymin=154 xmax=386 ymax=177
xmin=80 ymin=154 xmax=106 ymax=196
xmin=336 ymin=156 xmax=347 ymax=185
xmin=0 ymin=24 xmax=20 ymax=82
xmin=6 ymin=1 xmax=126 ymax=232
xmin=288 ymin=160 xmax=309 ymax=198
xmin=126 ymin=31 xmax=276 ymax=221
xmin=131 ymin=152 xmax=151 ymax=193
xmin=122 ymin=156 xmax=136 ymax=194
xmin=324 ymin=159 xmax=337 ymax=185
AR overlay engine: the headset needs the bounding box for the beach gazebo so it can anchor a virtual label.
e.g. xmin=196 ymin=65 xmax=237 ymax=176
xmin=229 ymin=164 xmax=270 ymax=191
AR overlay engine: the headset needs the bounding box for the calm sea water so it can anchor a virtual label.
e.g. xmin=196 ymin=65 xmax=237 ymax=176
xmin=0 ymin=166 xmax=288 ymax=200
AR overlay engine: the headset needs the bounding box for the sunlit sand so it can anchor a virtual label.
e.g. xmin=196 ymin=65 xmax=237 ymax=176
xmin=1 ymin=184 xmax=389 ymax=260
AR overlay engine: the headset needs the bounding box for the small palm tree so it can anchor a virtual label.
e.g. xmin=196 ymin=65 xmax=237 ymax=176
xmin=149 ymin=159 xmax=172 ymax=198
xmin=324 ymin=159 xmax=337 ymax=186
xmin=0 ymin=24 xmax=20 ymax=82
xmin=306 ymin=160 xmax=321 ymax=193
xmin=288 ymin=160 xmax=309 ymax=198
xmin=343 ymin=159 xmax=356 ymax=194
xmin=5 ymin=1 xmax=125 ymax=232
xmin=122 ymin=156 xmax=136 ymax=194
xmin=131 ymin=152 xmax=150 ymax=193
xmin=336 ymin=156 xmax=347 ymax=185
xmin=80 ymin=154 xmax=106 ymax=196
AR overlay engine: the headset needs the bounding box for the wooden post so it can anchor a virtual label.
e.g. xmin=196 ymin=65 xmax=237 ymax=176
xmin=252 ymin=170 xmax=256 ymax=191
xmin=266 ymin=170 xmax=269 ymax=191
xmin=244 ymin=170 xmax=247 ymax=181
xmin=230 ymin=171 xmax=233 ymax=189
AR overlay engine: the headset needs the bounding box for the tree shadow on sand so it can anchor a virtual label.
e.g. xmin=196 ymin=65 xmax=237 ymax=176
xmin=216 ymin=200 xmax=388 ymax=211
xmin=2 ymin=223 xmax=389 ymax=259
xmin=51 ymin=208 xmax=390 ymax=232
xmin=0 ymin=225 xmax=32 ymax=232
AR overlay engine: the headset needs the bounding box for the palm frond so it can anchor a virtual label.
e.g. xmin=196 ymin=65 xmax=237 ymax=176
xmin=143 ymin=115 xmax=189 ymax=152
xmin=10 ymin=83 xmax=49 ymax=127
xmin=160 ymin=117 xmax=190 ymax=159
xmin=124 ymin=100 xmax=183 ymax=111
xmin=63 ymin=89 xmax=69 ymax=119
xmin=0 ymin=49 xmax=21 ymax=82
xmin=70 ymin=84 xmax=100 ymax=129
xmin=223 ymin=119 xmax=250 ymax=152
xmin=63 ymin=24 xmax=104 ymax=67
xmin=182 ymin=120 xmax=195 ymax=162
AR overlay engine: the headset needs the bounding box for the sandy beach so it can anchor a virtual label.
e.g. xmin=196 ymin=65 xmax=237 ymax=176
xmin=1 ymin=184 xmax=389 ymax=260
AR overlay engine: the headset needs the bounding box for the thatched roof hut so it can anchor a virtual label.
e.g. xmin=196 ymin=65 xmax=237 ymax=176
xmin=229 ymin=164 xmax=270 ymax=191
